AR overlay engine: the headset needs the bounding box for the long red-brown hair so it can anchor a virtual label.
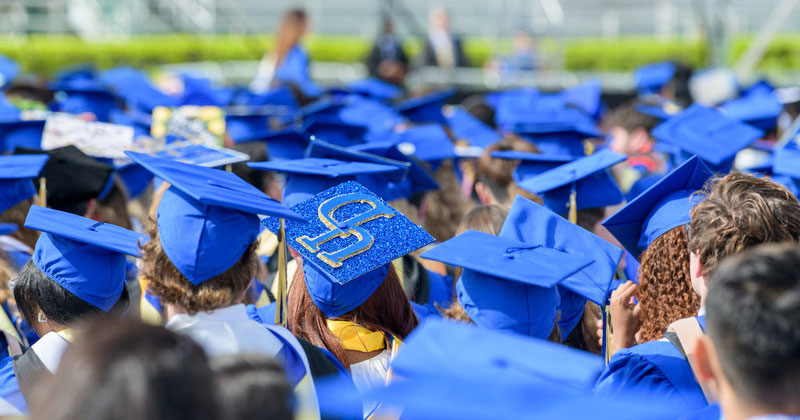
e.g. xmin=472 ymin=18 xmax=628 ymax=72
xmin=287 ymin=259 xmax=418 ymax=369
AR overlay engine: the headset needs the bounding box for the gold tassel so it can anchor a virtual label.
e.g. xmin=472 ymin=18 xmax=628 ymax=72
xmin=38 ymin=177 xmax=46 ymax=207
xmin=568 ymin=188 xmax=578 ymax=224
xmin=604 ymin=305 xmax=612 ymax=364
xmin=584 ymin=139 xmax=595 ymax=156
xmin=275 ymin=218 xmax=289 ymax=327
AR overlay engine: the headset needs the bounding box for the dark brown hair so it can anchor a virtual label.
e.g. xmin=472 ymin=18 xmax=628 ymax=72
xmin=455 ymin=204 xmax=508 ymax=237
xmin=140 ymin=224 xmax=258 ymax=315
xmin=287 ymin=259 xmax=418 ymax=369
xmin=422 ymin=159 xmax=471 ymax=243
xmin=604 ymin=98 xmax=661 ymax=133
xmin=96 ymin=178 xmax=132 ymax=230
xmin=211 ymin=354 xmax=292 ymax=420
xmin=688 ymin=173 xmax=800 ymax=280
xmin=637 ymin=226 xmax=699 ymax=342
xmin=30 ymin=319 xmax=221 ymax=420
xmin=477 ymin=135 xmax=539 ymax=204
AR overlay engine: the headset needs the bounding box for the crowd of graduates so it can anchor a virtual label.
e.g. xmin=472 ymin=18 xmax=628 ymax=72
xmin=0 ymin=8 xmax=797 ymax=420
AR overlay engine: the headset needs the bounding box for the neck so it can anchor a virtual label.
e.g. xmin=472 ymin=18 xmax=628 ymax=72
xmin=164 ymin=303 xmax=187 ymax=320
xmin=720 ymin=387 xmax=800 ymax=420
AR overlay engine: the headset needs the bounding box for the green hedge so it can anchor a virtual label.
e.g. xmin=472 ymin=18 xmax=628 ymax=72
xmin=2 ymin=34 xmax=800 ymax=76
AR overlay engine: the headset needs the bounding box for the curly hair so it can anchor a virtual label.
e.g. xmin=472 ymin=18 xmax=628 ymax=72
xmin=140 ymin=223 xmax=258 ymax=315
xmin=636 ymin=226 xmax=699 ymax=342
xmin=688 ymin=173 xmax=800 ymax=281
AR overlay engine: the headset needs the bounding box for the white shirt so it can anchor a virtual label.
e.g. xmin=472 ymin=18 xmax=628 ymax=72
xmin=30 ymin=331 xmax=70 ymax=373
xmin=350 ymin=350 xmax=391 ymax=417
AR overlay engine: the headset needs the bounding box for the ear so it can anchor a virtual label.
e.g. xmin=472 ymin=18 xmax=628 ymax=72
xmin=692 ymin=335 xmax=717 ymax=383
xmin=474 ymin=182 xmax=495 ymax=205
xmin=84 ymin=198 xmax=99 ymax=221
xmin=691 ymin=249 xmax=704 ymax=280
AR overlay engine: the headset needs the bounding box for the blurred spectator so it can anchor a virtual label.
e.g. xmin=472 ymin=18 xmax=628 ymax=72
xmin=487 ymin=29 xmax=541 ymax=76
xmin=251 ymin=8 xmax=321 ymax=97
xmin=365 ymin=18 xmax=409 ymax=86
xmin=211 ymin=354 xmax=293 ymax=420
xmin=420 ymin=8 xmax=468 ymax=68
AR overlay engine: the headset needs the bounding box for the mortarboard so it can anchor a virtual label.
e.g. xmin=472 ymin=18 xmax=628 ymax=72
xmin=603 ymin=156 xmax=712 ymax=260
xmin=263 ymin=181 xmax=434 ymax=317
xmin=773 ymin=146 xmax=800 ymax=198
xmin=352 ymin=141 xmax=439 ymax=199
xmin=0 ymin=154 xmax=49 ymax=213
xmin=100 ymin=67 xmax=178 ymax=113
xmin=225 ymin=112 xmax=271 ymax=143
xmin=302 ymin=118 xmax=367 ymax=147
xmin=126 ymin=151 xmax=303 ymax=285
xmin=248 ymin=157 xmax=404 ymax=207
xmin=517 ymin=149 xmax=626 ymax=217
xmin=489 ymin=150 xmax=574 ymax=183
xmin=49 ymin=79 xmax=118 ymax=122
xmin=444 ymin=106 xmax=501 ymax=148
xmin=394 ymin=89 xmax=454 ymax=124
xmin=561 ymin=79 xmax=604 ymax=120
xmin=25 ymin=205 xmax=147 ymax=311
xmin=305 ymin=139 xmax=409 ymax=181
xmin=246 ymin=128 xmax=310 ymax=161
xmin=510 ymin=107 xmax=602 ymax=156
xmin=0 ymin=55 xmax=19 ymax=87
xmin=179 ymin=74 xmax=233 ymax=107
xmin=499 ymin=196 xmax=624 ymax=339
xmin=0 ymin=119 xmax=46 ymax=152
xmin=652 ymin=104 xmax=763 ymax=173
xmin=0 ymin=223 xmax=17 ymax=236
xmin=338 ymin=78 xmax=402 ymax=102
xmin=390 ymin=124 xmax=457 ymax=163
xmin=290 ymin=97 xmax=344 ymax=126
xmin=338 ymin=95 xmax=405 ymax=140
xmin=634 ymin=98 xmax=682 ymax=121
xmin=634 ymin=61 xmax=676 ymax=95
xmin=720 ymin=90 xmax=782 ymax=132
xmin=420 ymin=230 xmax=593 ymax=339
xmin=15 ymin=145 xmax=113 ymax=213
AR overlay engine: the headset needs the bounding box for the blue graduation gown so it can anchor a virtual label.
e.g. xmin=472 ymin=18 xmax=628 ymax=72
xmin=274 ymin=46 xmax=322 ymax=98
xmin=0 ymin=356 xmax=25 ymax=413
xmin=595 ymin=339 xmax=708 ymax=410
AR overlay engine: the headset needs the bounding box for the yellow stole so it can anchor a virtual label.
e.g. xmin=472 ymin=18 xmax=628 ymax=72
xmin=326 ymin=320 xmax=386 ymax=353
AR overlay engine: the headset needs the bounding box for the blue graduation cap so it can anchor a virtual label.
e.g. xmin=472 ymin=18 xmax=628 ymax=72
xmin=233 ymin=85 xmax=299 ymax=109
xmin=634 ymin=98 xmax=682 ymax=121
xmin=489 ymin=150 xmax=574 ymax=183
xmin=337 ymin=95 xmax=405 ymax=140
xmin=179 ymin=74 xmax=232 ymax=107
xmin=234 ymin=128 xmax=309 ymax=161
xmin=290 ymin=97 xmax=344 ymax=126
xmin=652 ymin=104 xmax=763 ymax=173
xmin=394 ymin=89 xmax=454 ymax=124
xmin=126 ymin=151 xmax=303 ymax=285
xmin=634 ymin=62 xmax=676 ymax=95
xmin=444 ymin=106 xmax=501 ymax=148
xmin=517 ymin=149 xmax=626 ymax=216
xmin=225 ymin=112 xmax=271 ymax=143
xmin=603 ymin=156 xmax=712 ymax=260
xmin=420 ymin=230 xmax=593 ymax=339
xmin=262 ymin=181 xmax=434 ymax=317
xmin=510 ymin=107 xmax=602 ymax=156
xmin=100 ymin=67 xmax=178 ymax=113
xmin=720 ymin=91 xmax=782 ymax=132
xmin=49 ymin=79 xmax=117 ymax=122
xmin=25 ymin=205 xmax=147 ymax=311
xmin=109 ymin=108 xmax=152 ymax=139
xmin=0 ymin=55 xmax=19 ymax=87
xmin=339 ymin=77 xmax=402 ymax=102
xmin=53 ymin=64 xmax=97 ymax=84
xmin=352 ymin=141 xmax=439 ymax=198
xmin=0 ymin=223 xmax=17 ymax=236
xmin=248 ymin=157 xmax=404 ymax=207
xmin=302 ymin=118 xmax=367 ymax=147
xmin=305 ymin=139 xmax=409 ymax=181
xmin=0 ymin=154 xmax=49 ymax=213
xmin=773 ymin=146 xmax=800 ymax=198
xmin=561 ymin=79 xmax=604 ymax=120
xmin=0 ymin=119 xmax=46 ymax=152
xmin=390 ymin=124 xmax=457 ymax=163
xmin=492 ymin=87 xmax=546 ymax=127
xmin=500 ymin=196 xmax=624 ymax=339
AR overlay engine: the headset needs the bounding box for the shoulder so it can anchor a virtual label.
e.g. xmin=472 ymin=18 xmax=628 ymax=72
xmin=596 ymin=340 xmax=706 ymax=408
xmin=246 ymin=303 xmax=276 ymax=325
xmin=0 ymin=356 xmax=25 ymax=414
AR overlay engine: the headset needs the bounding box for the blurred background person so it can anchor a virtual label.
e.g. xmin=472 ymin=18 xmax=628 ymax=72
xmin=420 ymin=7 xmax=467 ymax=69
xmin=486 ymin=28 xmax=542 ymax=77
xmin=29 ymin=320 xmax=222 ymax=420
xmin=365 ymin=18 xmax=408 ymax=86
xmin=211 ymin=354 xmax=293 ymax=420
xmin=251 ymin=8 xmax=321 ymax=97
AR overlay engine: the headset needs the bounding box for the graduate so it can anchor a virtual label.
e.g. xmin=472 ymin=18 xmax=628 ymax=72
xmin=602 ymin=156 xmax=713 ymax=356
xmin=596 ymin=172 xmax=800 ymax=413
xmin=0 ymin=205 xmax=146 ymax=413
xmin=265 ymin=181 xmax=431 ymax=416
xmin=126 ymin=152 xmax=326 ymax=420
xmin=473 ymin=136 xmax=540 ymax=208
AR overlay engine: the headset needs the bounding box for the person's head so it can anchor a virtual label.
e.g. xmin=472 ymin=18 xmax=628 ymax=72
xmin=422 ymin=159 xmax=471 ymax=243
xmin=30 ymin=319 xmax=221 ymax=420
xmin=428 ymin=7 xmax=450 ymax=31
xmin=381 ymin=17 xmax=394 ymax=35
xmin=0 ymin=196 xmax=39 ymax=249
xmin=636 ymin=226 xmax=698 ymax=342
xmin=288 ymin=259 xmax=417 ymax=368
xmin=475 ymin=136 xmax=539 ymax=207
xmin=96 ymin=178 xmax=132 ymax=230
xmin=455 ymin=204 xmax=508 ymax=237
xmin=605 ymin=99 xmax=660 ymax=156
xmin=275 ymin=8 xmax=308 ymax=64
xmin=140 ymin=224 xmax=258 ymax=315
xmin=687 ymin=173 xmax=800 ymax=300
xmin=694 ymin=244 xmax=800 ymax=419
xmin=211 ymin=354 xmax=293 ymax=420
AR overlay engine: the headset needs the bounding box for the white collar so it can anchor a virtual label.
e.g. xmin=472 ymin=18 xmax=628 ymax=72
xmin=0 ymin=235 xmax=31 ymax=254
xmin=166 ymin=304 xmax=250 ymax=327
xmin=31 ymin=331 xmax=70 ymax=373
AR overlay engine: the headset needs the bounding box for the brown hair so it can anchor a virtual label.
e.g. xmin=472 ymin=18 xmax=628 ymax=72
xmin=422 ymin=159 xmax=471 ymax=243
xmin=604 ymin=98 xmax=661 ymax=133
xmin=0 ymin=197 xmax=39 ymax=250
xmin=688 ymin=173 xmax=800 ymax=280
xmin=287 ymin=259 xmax=418 ymax=369
xmin=140 ymin=224 xmax=258 ymax=315
xmin=455 ymin=204 xmax=508 ymax=237
xmin=96 ymin=178 xmax=132 ymax=230
xmin=477 ymin=135 xmax=540 ymax=205
xmin=274 ymin=9 xmax=307 ymax=67
xmin=637 ymin=226 xmax=699 ymax=342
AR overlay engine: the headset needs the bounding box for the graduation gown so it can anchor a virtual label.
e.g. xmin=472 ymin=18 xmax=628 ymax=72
xmin=0 ymin=331 xmax=70 ymax=414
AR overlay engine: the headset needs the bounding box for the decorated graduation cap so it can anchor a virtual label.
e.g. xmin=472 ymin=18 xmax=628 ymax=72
xmin=49 ymin=79 xmax=117 ymax=122
xmin=634 ymin=61 xmax=676 ymax=95
xmin=263 ymin=181 xmax=434 ymax=317
xmin=302 ymin=118 xmax=367 ymax=147
xmin=0 ymin=119 xmax=46 ymax=152
xmin=720 ymin=91 xmax=782 ymax=131
xmin=489 ymin=150 xmax=574 ymax=183
xmin=394 ymin=89 xmax=454 ymax=124
xmin=421 ymin=229 xmax=593 ymax=339
xmin=352 ymin=141 xmax=439 ymax=198
xmin=0 ymin=154 xmax=49 ymax=213
xmin=249 ymin=157 xmax=404 ymax=207
xmin=511 ymin=107 xmax=602 ymax=156
xmin=444 ymin=106 xmax=501 ymax=148
xmin=652 ymin=104 xmax=763 ymax=173
xmin=15 ymin=145 xmax=114 ymax=213
xmin=500 ymin=196 xmax=624 ymax=340
xmin=603 ymin=156 xmax=712 ymax=260
xmin=126 ymin=151 xmax=303 ymax=285
xmin=517 ymin=149 xmax=626 ymax=220
xmin=25 ymin=205 xmax=147 ymax=311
